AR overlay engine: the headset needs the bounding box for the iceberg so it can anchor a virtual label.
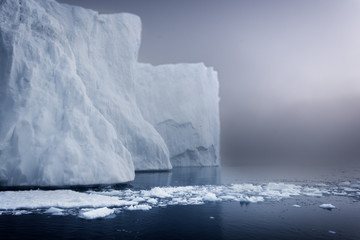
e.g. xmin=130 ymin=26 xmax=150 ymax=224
xmin=136 ymin=63 xmax=220 ymax=167
xmin=0 ymin=0 xmax=219 ymax=186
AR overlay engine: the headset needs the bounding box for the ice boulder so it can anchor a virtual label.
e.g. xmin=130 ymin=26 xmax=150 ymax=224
xmin=0 ymin=0 xmax=219 ymax=186
xmin=136 ymin=63 xmax=220 ymax=167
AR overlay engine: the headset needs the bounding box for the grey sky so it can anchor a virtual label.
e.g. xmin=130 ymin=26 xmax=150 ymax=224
xmin=57 ymin=0 xmax=360 ymax=165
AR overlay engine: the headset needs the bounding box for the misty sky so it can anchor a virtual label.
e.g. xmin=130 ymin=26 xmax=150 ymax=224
xmin=57 ymin=0 xmax=360 ymax=165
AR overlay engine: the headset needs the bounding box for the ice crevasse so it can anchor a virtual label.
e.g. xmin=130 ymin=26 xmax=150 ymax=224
xmin=0 ymin=0 xmax=220 ymax=186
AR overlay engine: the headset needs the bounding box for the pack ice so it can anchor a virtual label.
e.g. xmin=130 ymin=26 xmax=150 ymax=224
xmin=0 ymin=0 xmax=220 ymax=186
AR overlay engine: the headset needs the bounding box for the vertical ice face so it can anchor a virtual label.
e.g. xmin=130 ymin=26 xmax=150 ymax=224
xmin=136 ymin=63 xmax=220 ymax=167
xmin=57 ymin=3 xmax=171 ymax=172
xmin=0 ymin=0 xmax=219 ymax=186
xmin=0 ymin=0 xmax=170 ymax=186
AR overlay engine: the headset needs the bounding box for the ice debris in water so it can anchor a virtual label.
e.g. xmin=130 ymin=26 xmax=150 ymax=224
xmin=127 ymin=204 xmax=152 ymax=211
xmin=0 ymin=182 xmax=358 ymax=219
xmin=203 ymin=192 xmax=218 ymax=201
xmin=319 ymin=204 xmax=336 ymax=209
xmin=79 ymin=207 xmax=115 ymax=220
xmin=45 ymin=207 xmax=64 ymax=215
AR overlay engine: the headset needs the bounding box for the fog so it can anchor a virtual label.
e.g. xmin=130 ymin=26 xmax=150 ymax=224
xmin=57 ymin=0 xmax=360 ymax=166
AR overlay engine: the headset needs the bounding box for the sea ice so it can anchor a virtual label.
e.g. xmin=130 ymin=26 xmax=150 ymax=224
xmin=1 ymin=182 xmax=356 ymax=218
xmin=319 ymin=204 xmax=336 ymax=209
xmin=14 ymin=210 xmax=31 ymax=215
xmin=0 ymin=182 xmax=345 ymax=218
xmin=146 ymin=198 xmax=158 ymax=205
xmin=45 ymin=207 xmax=64 ymax=215
xmin=79 ymin=207 xmax=115 ymax=219
xmin=0 ymin=189 xmax=136 ymax=210
xmin=127 ymin=204 xmax=152 ymax=211
xmin=203 ymin=192 xmax=218 ymax=201
xmin=339 ymin=181 xmax=351 ymax=186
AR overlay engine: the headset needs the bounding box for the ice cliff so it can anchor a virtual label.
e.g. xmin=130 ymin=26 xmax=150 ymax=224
xmin=0 ymin=0 xmax=219 ymax=186
xmin=136 ymin=63 xmax=219 ymax=167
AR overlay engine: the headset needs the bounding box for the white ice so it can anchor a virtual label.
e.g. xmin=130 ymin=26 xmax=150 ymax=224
xmin=136 ymin=63 xmax=220 ymax=167
xmin=319 ymin=204 xmax=336 ymax=209
xmin=79 ymin=207 xmax=115 ymax=220
xmin=0 ymin=181 xmax=359 ymax=218
xmin=45 ymin=207 xmax=64 ymax=215
xmin=0 ymin=190 xmax=137 ymax=210
xmin=127 ymin=204 xmax=152 ymax=211
xmin=0 ymin=0 xmax=220 ymax=186
xmin=0 ymin=182 xmax=349 ymax=219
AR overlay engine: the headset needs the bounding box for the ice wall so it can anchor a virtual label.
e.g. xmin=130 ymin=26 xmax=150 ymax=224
xmin=0 ymin=0 xmax=219 ymax=186
xmin=136 ymin=63 xmax=220 ymax=167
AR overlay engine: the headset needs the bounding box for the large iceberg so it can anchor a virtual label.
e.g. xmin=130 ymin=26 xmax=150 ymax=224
xmin=0 ymin=0 xmax=219 ymax=186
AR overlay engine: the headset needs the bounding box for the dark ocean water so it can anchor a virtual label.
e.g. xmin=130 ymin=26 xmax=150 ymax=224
xmin=0 ymin=166 xmax=359 ymax=240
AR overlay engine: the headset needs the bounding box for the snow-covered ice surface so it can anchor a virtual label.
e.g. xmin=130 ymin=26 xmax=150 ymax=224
xmin=0 ymin=180 xmax=359 ymax=219
xmin=0 ymin=0 xmax=220 ymax=186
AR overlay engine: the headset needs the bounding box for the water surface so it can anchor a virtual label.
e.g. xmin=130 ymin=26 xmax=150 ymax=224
xmin=0 ymin=166 xmax=359 ymax=240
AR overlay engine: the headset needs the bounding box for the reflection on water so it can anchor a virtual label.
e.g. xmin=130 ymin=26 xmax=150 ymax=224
xmin=132 ymin=167 xmax=221 ymax=189
xmin=220 ymin=196 xmax=360 ymax=240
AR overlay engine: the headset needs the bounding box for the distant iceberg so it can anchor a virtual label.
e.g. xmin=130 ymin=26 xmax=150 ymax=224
xmin=136 ymin=63 xmax=219 ymax=168
xmin=0 ymin=0 xmax=219 ymax=186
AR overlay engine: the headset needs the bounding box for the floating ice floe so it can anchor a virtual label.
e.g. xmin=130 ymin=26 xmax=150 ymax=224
xmin=45 ymin=207 xmax=64 ymax=216
xmin=79 ymin=207 xmax=115 ymax=220
xmin=319 ymin=204 xmax=336 ymax=209
xmin=14 ymin=210 xmax=31 ymax=215
xmin=0 ymin=190 xmax=137 ymax=210
xmin=127 ymin=204 xmax=152 ymax=211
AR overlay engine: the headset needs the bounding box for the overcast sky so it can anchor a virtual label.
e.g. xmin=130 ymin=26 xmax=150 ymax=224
xmin=57 ymin=0 xmax=360 ymax=165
